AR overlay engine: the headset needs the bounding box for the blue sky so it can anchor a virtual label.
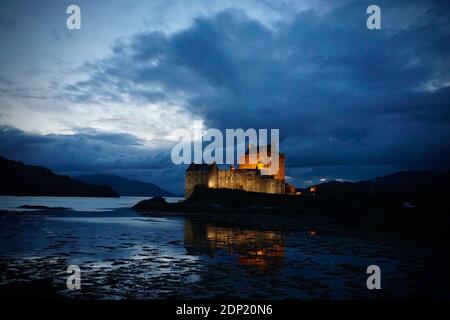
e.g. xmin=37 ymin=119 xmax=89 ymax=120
xmin=0 ymin=0 xmax=449 ymax=194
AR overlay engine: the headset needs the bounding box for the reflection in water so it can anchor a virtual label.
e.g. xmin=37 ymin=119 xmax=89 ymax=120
xmin=183 ymin=219 xmax=285 ymax=272
xmin=1 ymin=210 xmax=448 ymax=299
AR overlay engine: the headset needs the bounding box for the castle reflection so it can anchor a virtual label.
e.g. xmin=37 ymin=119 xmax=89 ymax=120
xmin=183 ymin=219 xmax=285 ymax=272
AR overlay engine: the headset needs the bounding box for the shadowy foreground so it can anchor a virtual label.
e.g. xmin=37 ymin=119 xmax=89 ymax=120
xmin=1 ymin=202 xmax=450 ymax=299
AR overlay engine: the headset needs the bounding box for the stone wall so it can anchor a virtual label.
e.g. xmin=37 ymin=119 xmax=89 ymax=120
xmin=186 ymin=170 xmax=210 ymax=198
xmin=186 ymin=166 xmax=285 ymax=198
xmin=215 ymin=169 xmax=284 ymax=194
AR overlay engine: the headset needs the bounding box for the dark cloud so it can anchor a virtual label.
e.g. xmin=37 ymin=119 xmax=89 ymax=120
xmin=0 ymin=14 xmax=15 ymax=30
xmin=63 ymin=0 xmax=450 ymax=185
xmin=0 ymin=126 xmax=184 ymax=193
xmin=3 ymin=0 xmax=450 ymax=189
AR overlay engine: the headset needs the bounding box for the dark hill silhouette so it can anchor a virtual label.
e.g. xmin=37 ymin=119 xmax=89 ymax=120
xmin=0 ymin=156 xmax=118 ymax=197
xmin=76 ymin=174 xmax=175 ymax=197
xmin=301 ymin=171 xmax=450 ymax=197
xmin=134 ymin=170 xmax=450 ymax=218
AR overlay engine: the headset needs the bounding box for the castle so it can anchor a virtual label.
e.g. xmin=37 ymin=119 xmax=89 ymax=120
xmin=185 ymin=145 xmax=296 ymax=198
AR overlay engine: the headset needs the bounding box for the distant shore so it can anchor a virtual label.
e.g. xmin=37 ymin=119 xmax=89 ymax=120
xmin=132 ymin=186 xmax=449 ymax=219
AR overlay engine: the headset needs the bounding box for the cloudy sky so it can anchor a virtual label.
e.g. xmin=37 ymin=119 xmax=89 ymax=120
xmin=0 ymin=0 xmax=449 ymax=194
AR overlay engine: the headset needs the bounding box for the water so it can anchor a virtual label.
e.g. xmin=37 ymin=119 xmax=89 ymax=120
xmin=0 ymin=196 xmax=449 ymax=299
xmin=0 ymin=196 xmax=184 ymax=212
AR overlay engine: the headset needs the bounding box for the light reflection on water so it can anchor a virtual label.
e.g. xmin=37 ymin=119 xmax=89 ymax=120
xmin=184 ymin=219 xmax=285 ymax=272
xmin=0 ymin=206 xmax=449 ymax=299
xmin=0 ymin=196 xmax=289 ymax=276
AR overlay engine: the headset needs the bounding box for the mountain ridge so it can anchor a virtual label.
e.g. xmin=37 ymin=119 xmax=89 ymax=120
xmin=301 ymin=170 xmax=450 ymax=197
xmin=76 ymin=173 xmax=175 ymax=197
xmin=0 ymin=156 xmax=119 ymax=197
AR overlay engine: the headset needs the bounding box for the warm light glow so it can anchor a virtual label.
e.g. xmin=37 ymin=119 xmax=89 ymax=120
xmin=197 ymin=226 xmax=285 ymax=271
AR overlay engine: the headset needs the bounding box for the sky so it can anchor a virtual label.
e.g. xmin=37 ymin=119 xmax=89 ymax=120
xmin=0 ymin=0 xmax=449 ymax=194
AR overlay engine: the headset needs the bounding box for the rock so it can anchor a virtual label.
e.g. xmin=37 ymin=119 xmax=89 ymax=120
xmin=132 ymin=196 xmax=170 ymax=211
xmin=18 ymin=205 xmax=71 ymax=210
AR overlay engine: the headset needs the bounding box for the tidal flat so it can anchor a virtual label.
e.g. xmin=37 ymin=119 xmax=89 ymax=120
xmin=0 ymin=203 xmax=449 ymax=299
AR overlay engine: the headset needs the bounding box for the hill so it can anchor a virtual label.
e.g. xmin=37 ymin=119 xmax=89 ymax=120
xmin=76 ymin=174 xmax=175 ymax=197
xmin=301 ymin=170 xmax=450 ymax=197
xmin=0 ymin=157 xmax=119 ymax=197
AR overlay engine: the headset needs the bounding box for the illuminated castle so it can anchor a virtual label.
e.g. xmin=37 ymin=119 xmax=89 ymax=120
xmin=185 ymin=145 xmax=295 ymax=198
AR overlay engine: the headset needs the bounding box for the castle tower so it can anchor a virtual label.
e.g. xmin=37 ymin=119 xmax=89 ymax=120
xmin=185 ymin=163 xmax=218 ymax=198
xmin=238 ymin=145 xmax=285 ymax=181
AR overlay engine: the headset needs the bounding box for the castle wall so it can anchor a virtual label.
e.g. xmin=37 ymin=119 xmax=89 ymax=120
xmin=186 ymin=167 xmax=285 ymax=198
xmin=185 ymin=170 xmax=209 ymax=198
xmin=216 ymin=169 xmax=284 ymax=194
